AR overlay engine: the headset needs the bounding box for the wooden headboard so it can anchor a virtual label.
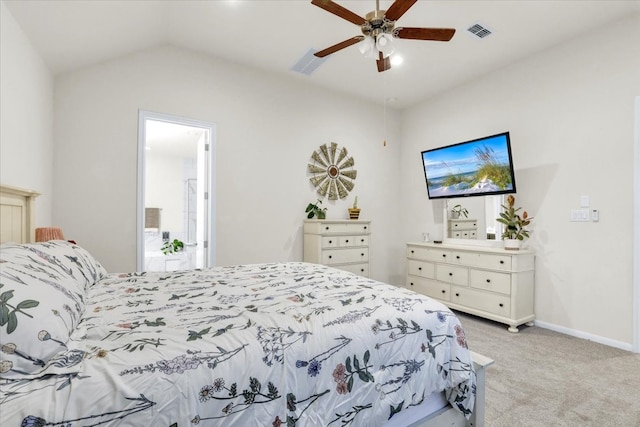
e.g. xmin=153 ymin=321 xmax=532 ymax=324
xmin=0 ymin=184 xmax=40 ymax=244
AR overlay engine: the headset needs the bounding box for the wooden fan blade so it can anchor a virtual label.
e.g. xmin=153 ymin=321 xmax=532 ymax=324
xmin=384 ymin=0 xmax=418 ymax=21
xmin=314 ymin=36 xmax=364 ymax=58
xmin=376 ymin=52 xmax=391 ymax=72
xmin=311 ymin=0 xmax=367 ymax=26
xmin=394 ymin=27 xmax=456 ymax=41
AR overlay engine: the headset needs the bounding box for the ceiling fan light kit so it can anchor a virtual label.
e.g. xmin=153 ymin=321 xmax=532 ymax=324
xmin=311 ymin=0 xmax=456 ymax=72
xmin=375 ymin=33 xmax=395 ymax=57
xmin=358 ymin=36 xmax=377 ymax=59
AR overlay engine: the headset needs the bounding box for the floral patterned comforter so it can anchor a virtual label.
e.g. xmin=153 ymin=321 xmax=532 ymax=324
xmin=1 ymin=260 xmax=475 ymax=426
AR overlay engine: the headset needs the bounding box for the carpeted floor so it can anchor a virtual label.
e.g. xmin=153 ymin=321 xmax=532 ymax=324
xmin=456 ymin=312 xmax=640 ymax=427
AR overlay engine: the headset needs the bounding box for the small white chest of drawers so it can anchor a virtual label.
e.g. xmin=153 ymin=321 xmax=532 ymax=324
xmin=448 ymin=219 xmax=478 ymax=239
xmin=406 ymin=242 xmax=535 ymax=332
xmin=304 ymin=220 xmax=370 ymax=277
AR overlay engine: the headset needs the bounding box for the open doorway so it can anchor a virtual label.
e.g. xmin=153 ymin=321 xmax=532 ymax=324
xmin=137 ymin=111 xmax=216 ymax=272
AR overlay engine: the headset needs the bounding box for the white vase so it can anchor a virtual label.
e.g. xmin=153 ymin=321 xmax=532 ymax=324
xmin=504 ymin=239 xmax=522 ymax=250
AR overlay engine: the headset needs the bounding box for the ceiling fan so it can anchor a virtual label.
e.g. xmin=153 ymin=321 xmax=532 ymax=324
xmin=311 ymin=0 xmax=455 ymax=72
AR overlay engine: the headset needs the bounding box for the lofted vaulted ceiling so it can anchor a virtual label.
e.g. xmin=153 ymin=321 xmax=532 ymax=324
xmin=5 ymin=0 xmax=639 ymax=109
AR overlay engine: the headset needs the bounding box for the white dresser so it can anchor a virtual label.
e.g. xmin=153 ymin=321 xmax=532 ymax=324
xmin=303 ymin=220 xmax=370 ymax=277
xmin=448 ymin=219 xmax=478 ymax=239
xmin=405 ymin=242 xmax=534 ymax=332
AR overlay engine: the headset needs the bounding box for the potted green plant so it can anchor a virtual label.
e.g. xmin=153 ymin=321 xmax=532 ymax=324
xmin=450 ymin=204 xmax=469 ymax=219
xmin=305 ymin=199 xmax=327 ymax=220
xmin=161 ymin=238 xmax=184 ymax=255
xmin=348 ymin=196 xmax=360 ymax=220
xmin=496 ymin=195 xmax=533 ymax=250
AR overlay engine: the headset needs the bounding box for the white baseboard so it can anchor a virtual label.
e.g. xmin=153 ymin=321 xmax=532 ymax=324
xmin=534 ymin=320 xmax=634 ymax=352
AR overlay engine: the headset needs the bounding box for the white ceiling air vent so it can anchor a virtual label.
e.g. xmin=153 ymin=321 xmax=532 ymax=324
xmin=467 ymin=23 xmax=493 ymax=39
xmin=290 ymin=48 xmax=328 ymax=76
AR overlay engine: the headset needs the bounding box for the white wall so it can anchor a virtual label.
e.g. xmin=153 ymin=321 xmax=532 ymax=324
xmin=0 ymin=1 xmax=53 ymax=226
xmin=145 ymin=151 xmax=190 ymax=235
xmin=53 ymin=45 xmax=402 ymax=281
xmin=400 ymin=14 xmax=640 ymax=348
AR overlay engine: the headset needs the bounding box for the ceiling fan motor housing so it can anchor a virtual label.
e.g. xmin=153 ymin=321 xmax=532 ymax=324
xmin=362 ymin=10 xmax=396 ymax=38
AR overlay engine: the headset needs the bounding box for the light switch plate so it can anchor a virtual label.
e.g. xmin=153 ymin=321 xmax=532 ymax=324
xmin=570 ymin=209 xmax=590 ymax=222
xmin=580 ymin=195 xmax=590 ymax=207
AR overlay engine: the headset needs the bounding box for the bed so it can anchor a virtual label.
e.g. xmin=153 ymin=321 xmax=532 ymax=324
xmin=0 ymin=184 xmax=39 ymax=244
xmin=0 ymin=185 xmax=492 ymax=427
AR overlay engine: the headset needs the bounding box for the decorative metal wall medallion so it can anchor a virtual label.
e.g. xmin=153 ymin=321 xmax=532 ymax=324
xmin=308 ymin=142 xmax=357 ymax=200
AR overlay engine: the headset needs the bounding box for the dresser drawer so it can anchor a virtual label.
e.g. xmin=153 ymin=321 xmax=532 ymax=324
xmin=448 ymin=251 xmax=477 ymax=265
xmin=449 ymin=220 xmax=478 ymax=231
xmin=339 ymin=235 xmax=368 ymax=247
xmin=470 ymin=269 xmax=511 ymax=295
xmin=436 ymin=264 xmax=469 ymax=286
xmin=322 ymin=235 xmax=369 ymax=248
xmin=406 ymin=276 xmax=450 ymax=301
xmin=451 ymin=286 xmax=511 ymax=317
xmin=407 ymin=260 xmax=435 ymax=279
xmin=464 ymin=231 xmax=477 ymax=238
xmin=407 ymin=245 xmax=430 ymax=260
xmin=322 ymin=247 xmax=369 ymax=265
xmin=352 ymin=235 xmax=369 ymax=246
xmin=306 ymin=222 xmax=370 ymax=234
xmin=321 ymin=236 xmax=339 ymax=248
xmin=465 ymin=253 xmax=512 ymax=271
xmin=451 ymin=230 xmax=477 ymax=239
xmin=336 ymin=263 xmax=369 ymax=277
xmin=407 ymin=246 xmax=452 ymax=262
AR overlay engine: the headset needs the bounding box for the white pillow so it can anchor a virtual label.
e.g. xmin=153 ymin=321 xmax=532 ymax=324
xmin=0 ymin=241 xmax=107 ymax=379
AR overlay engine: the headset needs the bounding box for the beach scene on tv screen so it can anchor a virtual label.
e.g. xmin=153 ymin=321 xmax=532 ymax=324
xmin=423 ymin=135 xmax=514 ymax=198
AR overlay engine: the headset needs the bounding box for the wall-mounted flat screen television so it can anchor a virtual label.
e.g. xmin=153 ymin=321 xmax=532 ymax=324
xmin=421 ymin=131 xmax=517 ymax=199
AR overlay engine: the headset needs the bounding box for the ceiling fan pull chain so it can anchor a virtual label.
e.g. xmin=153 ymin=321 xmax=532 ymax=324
xmin=383 ymin=72 xmax=388 ymax=147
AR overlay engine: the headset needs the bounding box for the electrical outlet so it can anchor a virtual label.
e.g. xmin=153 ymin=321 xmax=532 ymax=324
xmin=591 ymin=209 xmax=599 ymax=222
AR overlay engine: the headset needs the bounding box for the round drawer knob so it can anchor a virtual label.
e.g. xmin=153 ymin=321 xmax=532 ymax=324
xmin=499 ymin=303 xmax=504 ymax=307
xmin=345 ymin=239 xmax=349 ymax=243
xmin=486 ymin=279 xmax=491 ymax=283
xmin=329 ymin=240 xmax=332 ymax=244
xmin=455 ymin=293 xmax=460 ymax=297
xmin=361 ymin=253 xmax=365 ymax=257
xmin=441 ymin=290 xmax=446 ymax=294
xmin=360 ymin=268 xmax=364 ymax=272
xmin=449 ymin=273 xmax=453 ymax=276
xmin=500 ymin=260 xmax=505 ymax=264
xmin=456 ymin=255 xmax=460 ymax=259
xmin=410 ymin=282 xmax=414 ymax=286
xmin=411 ymin=250 xmax=415 ymax=254
xmin=442 ymin=254 xmax=446 ymax=258
xmin=328 ymin=255 xmax=332 ymax=259
xmin=418 ymin=267 xmax=422 ymax=271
